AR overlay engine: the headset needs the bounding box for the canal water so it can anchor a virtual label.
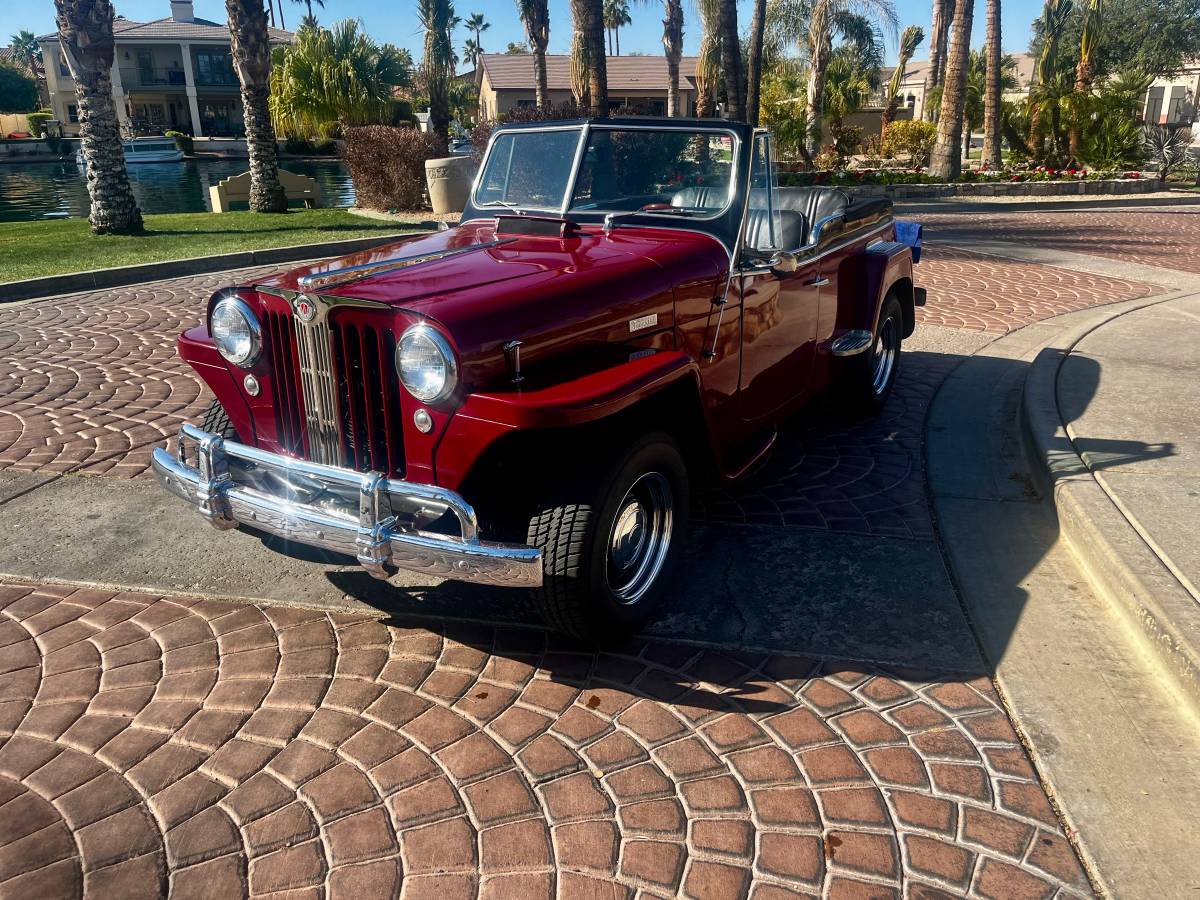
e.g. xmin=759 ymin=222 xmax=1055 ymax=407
xmin=0 ymin=158 xmax=355 ymax=222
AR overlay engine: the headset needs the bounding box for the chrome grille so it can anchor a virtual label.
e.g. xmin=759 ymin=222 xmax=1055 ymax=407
xmin=293 ymin=316 xmax=343 ymax=466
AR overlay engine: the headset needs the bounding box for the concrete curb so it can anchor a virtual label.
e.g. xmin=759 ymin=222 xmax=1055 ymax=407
xmin=1019 ymin=291 xmax=1200 ymax=709
xmin=897 ymin=193 xmax=1200 ymax=214
xmin=0 ymin=232 xmax=426 ymax=304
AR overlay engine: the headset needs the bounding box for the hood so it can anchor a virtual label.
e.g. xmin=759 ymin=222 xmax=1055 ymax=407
xmin=257 ymin=220 xmax=729 ymax=389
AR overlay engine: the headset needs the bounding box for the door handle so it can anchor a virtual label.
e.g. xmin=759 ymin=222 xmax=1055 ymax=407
xmin=806 ymin=276 xmax=830 ymax=287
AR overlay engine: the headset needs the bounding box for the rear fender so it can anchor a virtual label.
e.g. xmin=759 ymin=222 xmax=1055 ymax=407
xmin=838 ymin=241 xmax=916 ymax=338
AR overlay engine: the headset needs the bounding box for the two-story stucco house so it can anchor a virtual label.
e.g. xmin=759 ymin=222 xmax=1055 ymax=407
xmin=38 ymin=0 xmax=290 ymax=138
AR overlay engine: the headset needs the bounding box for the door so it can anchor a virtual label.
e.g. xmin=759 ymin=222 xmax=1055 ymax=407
xmin=736 ymin=134 xmax=821 ymax=424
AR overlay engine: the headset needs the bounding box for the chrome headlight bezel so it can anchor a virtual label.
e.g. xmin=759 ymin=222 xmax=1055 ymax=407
xmin=396 ymin=323 xmax=458 ymax=405
xmin=209 ymin=294 xmax=262 ymax=369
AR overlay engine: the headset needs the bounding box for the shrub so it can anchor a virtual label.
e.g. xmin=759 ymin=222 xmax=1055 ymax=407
xmin=469 ymin=102 xmax=590 ymax=164
xmin=26 ymin=109 xmax=53 ymax=138
xmin=1080 ymin=114 xmax=1144 ymax=171
xmin=343 ymin=125 xmax=442 ymax=210
xmin=1142 ymin=124 xmax=1191 ymax=180
xmin=284 ymin=135 xmax=315 ymax=154
xmin=881 ymin=119 xmax=937 ymax=167
xmin=164 ymin=130 xmax=194 ymax=154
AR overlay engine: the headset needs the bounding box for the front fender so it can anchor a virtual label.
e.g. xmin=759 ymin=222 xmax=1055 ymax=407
xmin=434 ymin=350 xmax=702 ymax=490
xmin=178 ymin=326 xmax=258 ymax=443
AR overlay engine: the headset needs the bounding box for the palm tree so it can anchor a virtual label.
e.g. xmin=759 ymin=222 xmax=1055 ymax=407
xmin=927 ymin=0 xmax=953 ymax=94
xmin=1028 ymin=0 xmax=1073 ymax=158
xmin=604 ymin=0 xmax=632 ymax=55
xmin=928 ymin=0 xmax=973 ymax=178
xmin=695 ymin=0 xmax=721 ymax=119
xmin=515 ymin=0 xmax=550 ymax=109
xmin=745 ymin=0 xmax=767 ymax=125
xmin=881 ymin=24 xmax=923 ymax=133
xmin=8 ymin=29 xmax=46 ymax=106
xmin=270 ymin=20 xmax=410 ymax=137
xmin=570 ymin=0 xmax=608 ymax=114
xmin=290 ymin=0 xmax=323 ymax=26
xmin=226 ymin=0 xmax=288 ymax=211
xmin=465 ymin=11 xmax=489 ymax=66
xmin=718 ymin=0 xmax=745 ymax=120
xmin=1068 ymin=0 xmax=1101 ymax=156
xmin=772 ymin=0 xmax=896 ymax=154
xmin=982 ymin=0 xmax=1002 ymax=167
xmin=419 ymin=0 xmax=455 ymax=151
xmin=54 ymin=0 xmax=143 ymax=234
xmin=463 ymin=36 xmax=480 ymax=66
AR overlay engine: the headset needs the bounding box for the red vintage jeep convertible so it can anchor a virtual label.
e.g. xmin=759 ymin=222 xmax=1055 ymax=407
xmin=153 ymin=118 xmax=923 ymax=640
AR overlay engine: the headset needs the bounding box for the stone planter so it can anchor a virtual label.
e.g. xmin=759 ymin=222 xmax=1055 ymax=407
xmin=425 ymin=156 xmax=477 ymax=214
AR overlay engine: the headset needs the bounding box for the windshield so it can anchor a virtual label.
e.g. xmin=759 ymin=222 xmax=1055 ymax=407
xmin=473 ymin=125 xmax=738 ymax=218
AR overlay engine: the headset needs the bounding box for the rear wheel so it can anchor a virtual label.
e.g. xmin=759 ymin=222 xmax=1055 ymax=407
xmin=527 ymin=433 xmax=689 ymax=642
xmin=840 ymin=293 xmax=903 ymax=416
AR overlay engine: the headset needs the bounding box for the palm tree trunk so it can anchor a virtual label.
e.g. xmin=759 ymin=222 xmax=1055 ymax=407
xmin=804 ymin=7 xmax=831 ymax=158
xmin=583 ymin=0 xmax=608 ymax=114
xmin=929 ymin=0 xmax=973 ymax=179
xmin=745 ymin=0 xmax=767 ymax=126
xmin=534 ymin=43 xmax=549 ymax=108
xmin=663 ymin=0 xmax=684 ymax=116
xmin=615 ymin=26 xmax=620 ymax=56
xmin=226 ymin=0 xmax=287 ymax=211
xmin=983 ymin=0 xmax=1002 ymax=167
xmin=56 ymin=0 xmax=143 ymax=234
xmin=718 ymin=0 xmax=744 ymax=120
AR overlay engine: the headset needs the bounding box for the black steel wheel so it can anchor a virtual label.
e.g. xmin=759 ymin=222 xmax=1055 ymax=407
xmin=526 ymin=433 xmax=689 ymax=642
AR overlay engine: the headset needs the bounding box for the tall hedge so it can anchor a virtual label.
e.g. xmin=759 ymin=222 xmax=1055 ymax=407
xmin=343 ymin=126 xmax=442 ymax=211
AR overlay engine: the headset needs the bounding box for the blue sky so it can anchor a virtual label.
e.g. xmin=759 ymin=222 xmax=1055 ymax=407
xmin=5 ymin=0 xmax=1043 ymax=66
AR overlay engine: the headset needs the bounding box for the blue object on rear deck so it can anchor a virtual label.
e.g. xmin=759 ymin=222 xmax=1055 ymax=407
xmin=895 ymin=220 xmax=923 ymax=263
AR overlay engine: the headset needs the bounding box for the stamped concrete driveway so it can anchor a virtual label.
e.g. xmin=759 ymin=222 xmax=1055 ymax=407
xmin=0 ymin=208 xmax=1176 ymax=898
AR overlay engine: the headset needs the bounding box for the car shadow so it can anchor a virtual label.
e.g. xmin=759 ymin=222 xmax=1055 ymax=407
xmin=266 ymin=344 xmax=1169 ymax=684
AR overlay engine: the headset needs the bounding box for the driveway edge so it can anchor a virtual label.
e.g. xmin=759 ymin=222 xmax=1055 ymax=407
xmin=1019 ymin=292 xmax=1200 ymax=709
xmin=0 ymin=231 xmax=427 ymax=304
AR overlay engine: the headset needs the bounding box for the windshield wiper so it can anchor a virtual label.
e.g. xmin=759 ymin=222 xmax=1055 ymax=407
xmin=480 ymin=199 xmax=525 ymax=214
xmin=602 ymin=205 xmax=695 ymax=236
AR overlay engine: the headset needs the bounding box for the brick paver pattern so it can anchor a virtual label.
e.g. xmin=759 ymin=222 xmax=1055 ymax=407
xmin=915 ymin=206 xmax=1200 ymax=275
xmin=0 ymin=581 xmax=1092 ymax=899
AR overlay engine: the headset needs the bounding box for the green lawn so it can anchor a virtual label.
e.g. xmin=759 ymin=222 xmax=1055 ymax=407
xmin=0 ymin=209 xmax=427 ymax=284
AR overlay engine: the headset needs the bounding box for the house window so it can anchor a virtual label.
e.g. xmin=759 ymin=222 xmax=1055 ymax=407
xmin=67 ymin=104 xmax=78 ymax=123
xmin=59 ymin=60 xmax=70 ymax=77
xmin=194 ymin=51 xmax=236 ymax=86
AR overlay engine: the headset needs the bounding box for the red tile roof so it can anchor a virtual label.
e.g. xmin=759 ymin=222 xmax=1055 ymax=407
xmin=479 ymin=53 xmax=699 ymax=92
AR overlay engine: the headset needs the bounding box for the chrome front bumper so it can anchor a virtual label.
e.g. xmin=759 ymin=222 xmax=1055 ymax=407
xmin=151 ymin=423 xmax=542 ymax=588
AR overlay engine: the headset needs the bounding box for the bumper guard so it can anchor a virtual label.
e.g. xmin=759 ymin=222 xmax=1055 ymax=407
xmin=151 ymin=424 xmax=542 ymax=588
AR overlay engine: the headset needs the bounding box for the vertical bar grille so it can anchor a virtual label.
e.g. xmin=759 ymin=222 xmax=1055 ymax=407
xmin=331 ymin=320 xmax=405 ymax=477
xmin=266 ymin=311 xmax=304 ymax=455
xmin=293 ymin=317 xmax=343 ymax=466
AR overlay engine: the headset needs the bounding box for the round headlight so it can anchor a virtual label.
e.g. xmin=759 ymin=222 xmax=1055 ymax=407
xmin=210 ymin=295 xmax=262 ymax=368
xmin=396 ymin=324 xmax=458 ymax=404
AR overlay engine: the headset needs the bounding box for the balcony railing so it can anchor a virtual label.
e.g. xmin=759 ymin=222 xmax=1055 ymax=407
xmin=120 ymin=66 xmax=187 ymax=89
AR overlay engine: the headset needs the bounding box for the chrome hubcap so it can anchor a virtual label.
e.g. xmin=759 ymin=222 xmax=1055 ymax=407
xmin=606 ymin=472 xmax=674 ymax=605
xmin=872 ymin=316 xmax=898 ymax=396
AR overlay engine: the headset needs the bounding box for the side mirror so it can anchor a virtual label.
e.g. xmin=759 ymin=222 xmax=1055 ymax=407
xmin=770 ymin=250 xmax=799 ymax=276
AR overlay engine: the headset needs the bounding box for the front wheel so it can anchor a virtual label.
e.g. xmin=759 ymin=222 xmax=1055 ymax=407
xmin=526 ymin=433 xmax=689 ymax=642
xmin=839 ymin=293 xmax=903 ymax=416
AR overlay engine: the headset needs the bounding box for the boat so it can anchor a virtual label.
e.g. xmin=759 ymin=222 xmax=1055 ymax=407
xmin=76 ymin=136 xmax=184 ymax=165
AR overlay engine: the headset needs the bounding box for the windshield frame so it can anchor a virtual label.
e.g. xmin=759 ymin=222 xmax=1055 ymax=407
xmin=469 ymin=120 xmax=744 ymax=223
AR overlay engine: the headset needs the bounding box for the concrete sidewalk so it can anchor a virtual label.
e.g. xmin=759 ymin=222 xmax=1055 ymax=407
xmin=1026 ymin=293 xmax=1200 ymax=705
